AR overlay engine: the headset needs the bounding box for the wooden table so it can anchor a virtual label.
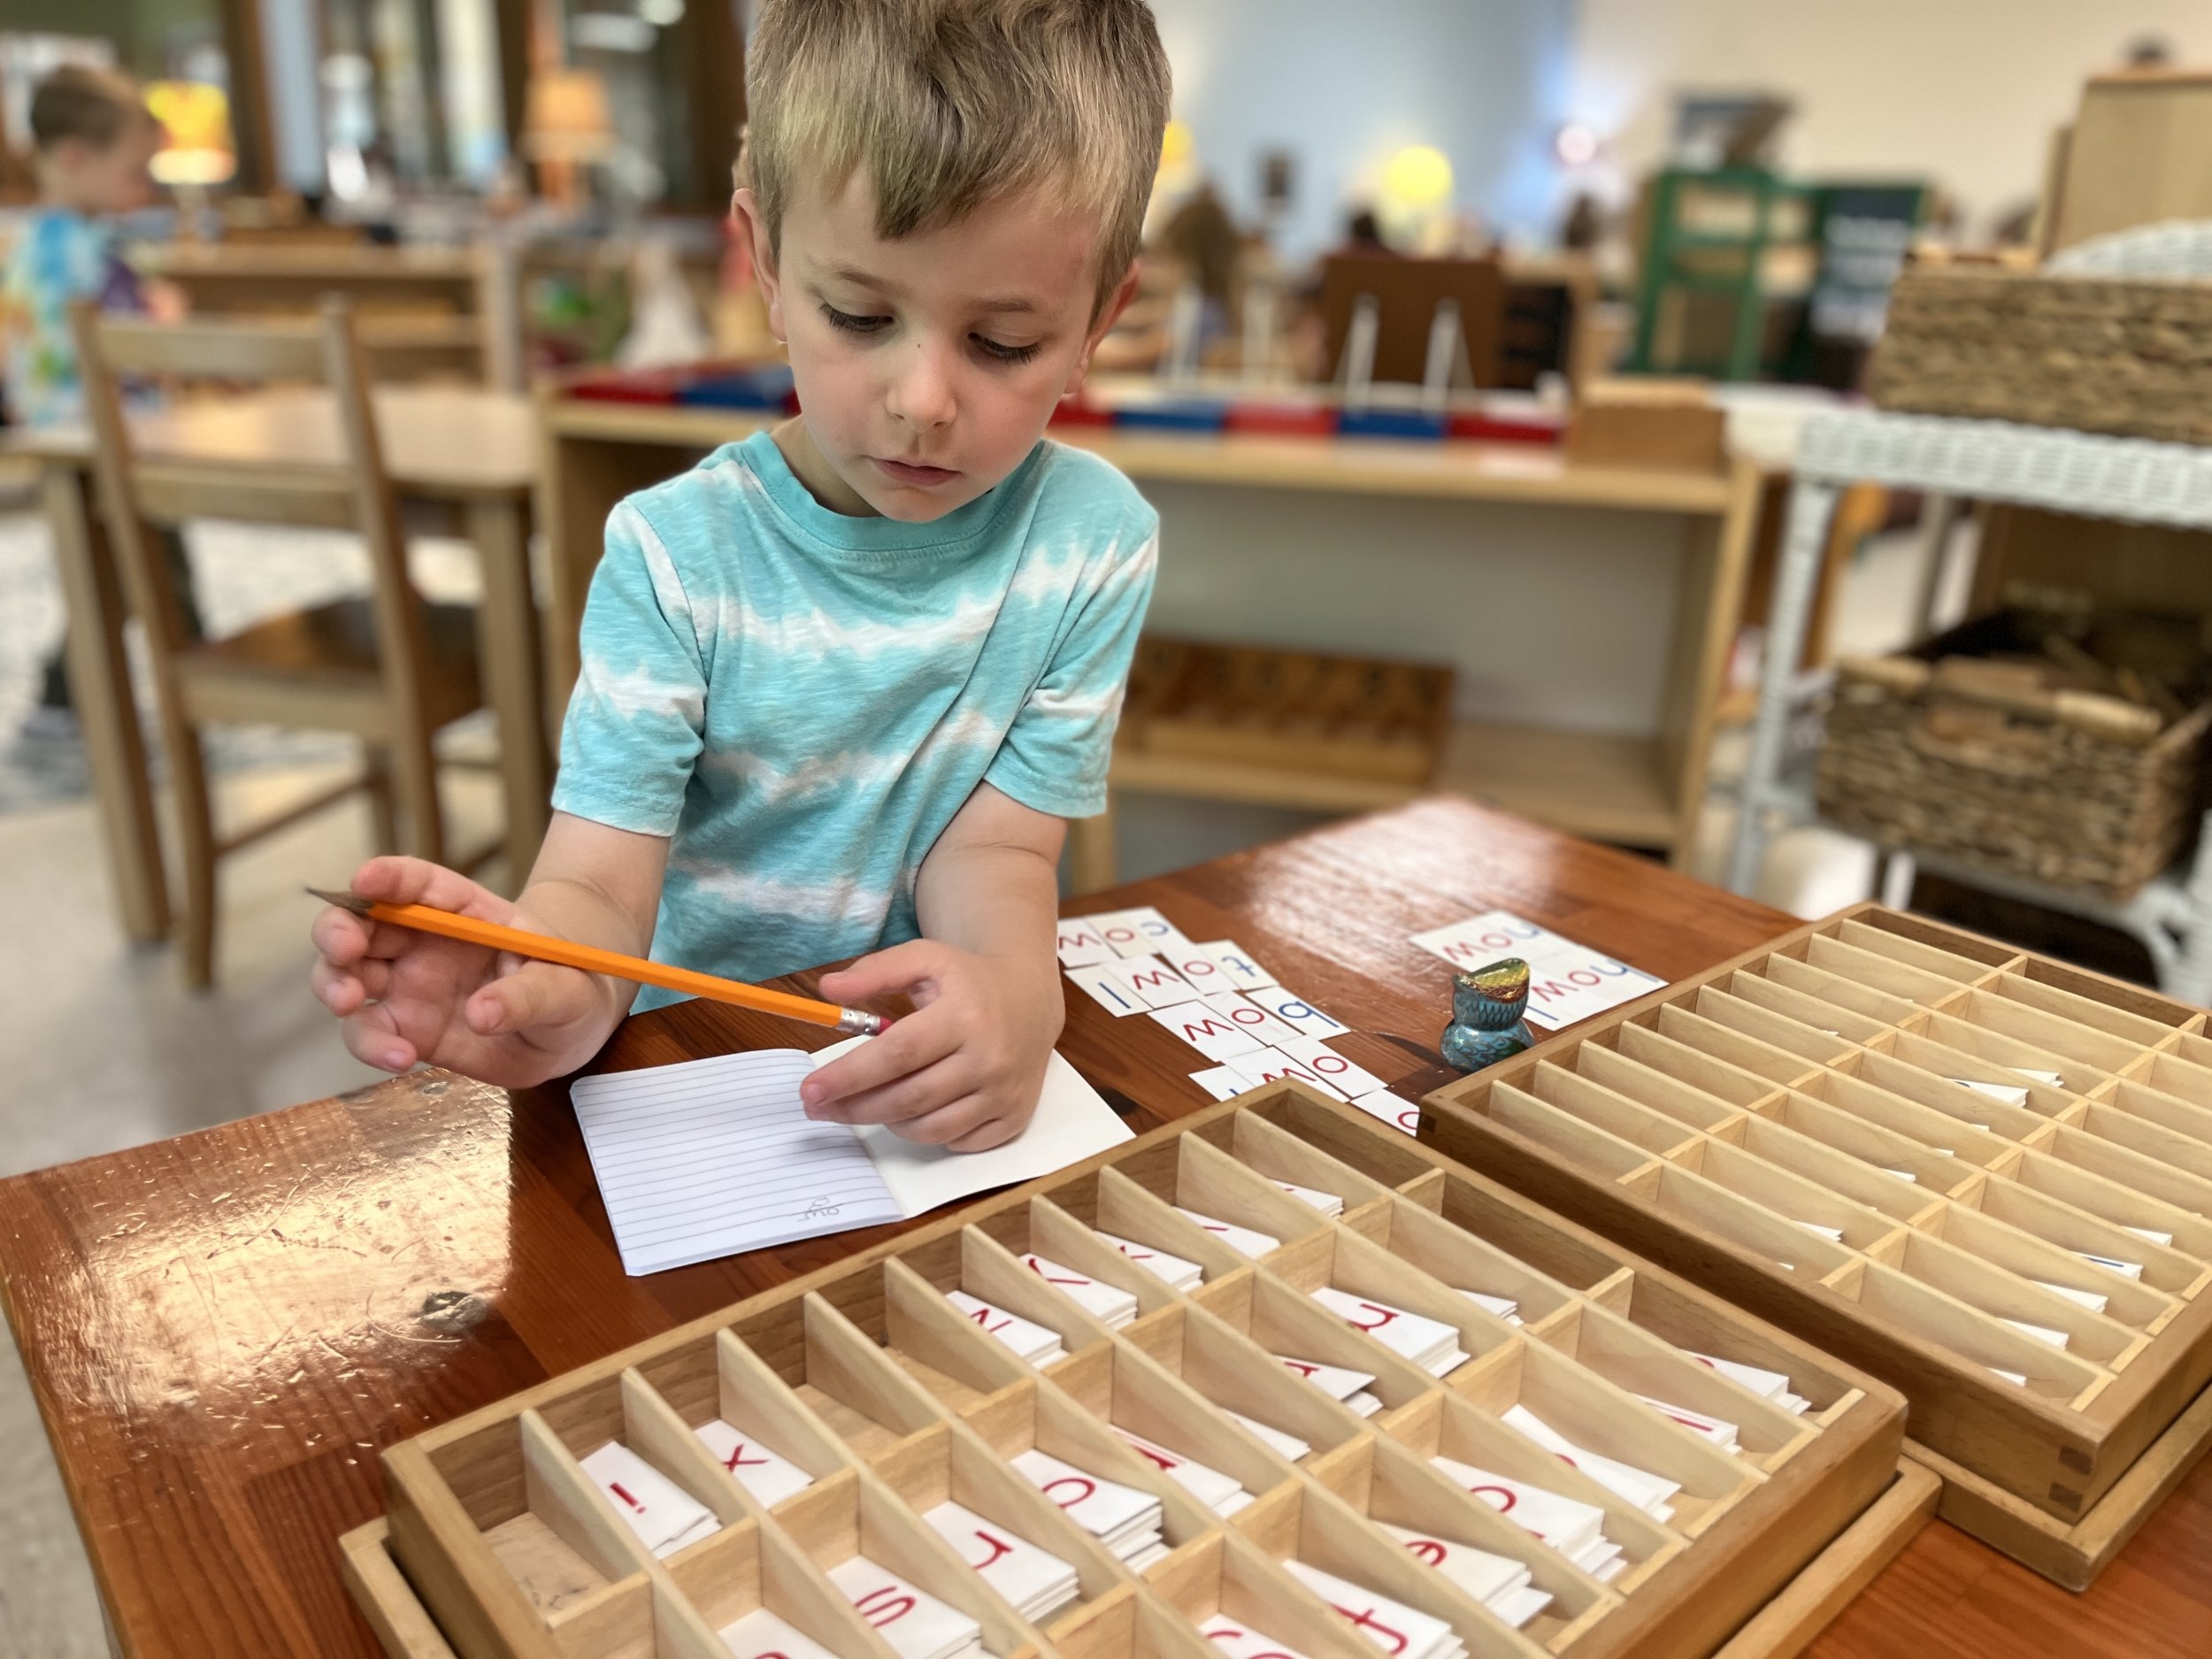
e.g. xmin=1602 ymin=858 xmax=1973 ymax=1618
xmin=6 ymin=385 xmax=548 ymax=942
xmin=538 ymin=394 xmax=1763 ymax=869
xmin=1 ymin=798 xmax=2205 ymax=1658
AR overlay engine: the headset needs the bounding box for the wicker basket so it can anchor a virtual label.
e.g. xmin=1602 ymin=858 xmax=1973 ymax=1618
xmin=1816 ymin=611 xmax=2211 ymax=900
xmin=1867 ymin=265 xmax=2212 ymax=444
xmin=1118 ymin=636 xmax=1455 ymax=785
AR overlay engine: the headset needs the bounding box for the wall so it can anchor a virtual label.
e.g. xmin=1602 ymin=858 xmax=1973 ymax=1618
xmin=1569 ymin=0 xmax=2212 ymax=236
xmin=1148 ymin=0 xmax=1575 ymax=261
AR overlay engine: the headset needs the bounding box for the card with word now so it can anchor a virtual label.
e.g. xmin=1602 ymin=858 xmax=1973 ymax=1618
xmin=1409 ymin=909 xmax=1666 ymax=1032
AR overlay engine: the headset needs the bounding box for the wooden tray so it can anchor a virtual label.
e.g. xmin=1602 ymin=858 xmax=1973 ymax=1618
xmin=351 ymin=1087 xmax=1909 ymax=1659
xmin=1421 ymin=902 xmax=2212 ymax=1586
xmin=343 ymin=1461 xmax=1937 ymax=1659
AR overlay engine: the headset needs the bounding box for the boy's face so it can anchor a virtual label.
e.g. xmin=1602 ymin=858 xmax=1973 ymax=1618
xmin=739 ymin=170 xmax=1133 ymax=521
xmin=51 ymin=119 xmax=163 ymax=215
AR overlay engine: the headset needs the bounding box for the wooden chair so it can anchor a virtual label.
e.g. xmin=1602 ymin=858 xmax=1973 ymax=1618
xmin=69 ymin=296 xmax=490 ymax=986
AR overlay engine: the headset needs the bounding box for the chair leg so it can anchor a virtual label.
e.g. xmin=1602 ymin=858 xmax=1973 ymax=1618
xmin=390 ymin=728 xmax=447 ymax=866
xmin=167 ymin=719 xmax=219 ymax=989
xmin=362 ymin=743 xmax=402 ymax=853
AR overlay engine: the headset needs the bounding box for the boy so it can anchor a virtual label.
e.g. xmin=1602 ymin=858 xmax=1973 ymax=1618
xmin=3 ymin=64 xmax=182 ymax=729
xmin=311 ymin=0 xmax=1172 ymax=1152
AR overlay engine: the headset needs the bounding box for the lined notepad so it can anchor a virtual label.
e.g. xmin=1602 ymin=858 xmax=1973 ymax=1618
xmin=572 ymin=1042 xmax=1133 ymax=1276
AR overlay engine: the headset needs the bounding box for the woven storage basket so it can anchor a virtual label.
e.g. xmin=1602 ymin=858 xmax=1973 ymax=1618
xmin=1816 ymin=611 xmax=2211 ymax=900
xmin=1867 ymin=265 xmax=2212 ymax=444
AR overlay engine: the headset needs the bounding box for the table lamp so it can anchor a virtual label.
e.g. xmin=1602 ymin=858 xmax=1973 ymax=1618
xmin=523 ymin=66 xmax=614 ymax=205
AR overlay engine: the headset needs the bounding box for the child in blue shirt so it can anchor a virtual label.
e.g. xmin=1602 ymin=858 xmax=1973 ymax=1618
xmin=311 ymin=0 xmax=1172 ymax=1152
xmin=3 ymin=64 xmax=185 ymax=729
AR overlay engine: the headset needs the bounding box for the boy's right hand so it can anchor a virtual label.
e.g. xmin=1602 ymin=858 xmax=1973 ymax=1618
xmin=309 ymin=856 xmax=611 ymax=1087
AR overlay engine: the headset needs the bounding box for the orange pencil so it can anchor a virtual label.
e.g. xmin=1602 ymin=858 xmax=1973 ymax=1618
xmin=308 ymin=888 xmax=892 ymax=1036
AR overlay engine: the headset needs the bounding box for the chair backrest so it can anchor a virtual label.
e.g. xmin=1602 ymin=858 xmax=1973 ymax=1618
xmin=68 ymin=298 xmax=434 ymax=726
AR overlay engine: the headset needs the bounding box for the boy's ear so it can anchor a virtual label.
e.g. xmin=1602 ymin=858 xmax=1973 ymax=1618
xmin=730 ymin=187 xmax=787 ymax=344
xmin=1067 ymin=262 xmax=1142 ymax=395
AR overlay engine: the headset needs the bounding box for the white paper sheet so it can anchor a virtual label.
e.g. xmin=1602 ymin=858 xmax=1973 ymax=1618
xmin=571 ymin=1044 xmax=1130 ymax=1277
xmin=822 ymin=1040 xmax=1133 ymax=1219
xmin=571 ymin=1051 xmax=901 ymax=1275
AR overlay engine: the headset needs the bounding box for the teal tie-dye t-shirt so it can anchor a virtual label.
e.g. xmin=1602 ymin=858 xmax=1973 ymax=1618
xmin=553 ymin=430 xmax=1158 ymax=1009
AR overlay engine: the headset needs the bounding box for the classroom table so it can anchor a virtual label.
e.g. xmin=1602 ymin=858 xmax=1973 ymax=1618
xmin=2 ymin=797 xmax=2207 ymax=1659
xmin=5 ymin=385 xmax=548 ymax=942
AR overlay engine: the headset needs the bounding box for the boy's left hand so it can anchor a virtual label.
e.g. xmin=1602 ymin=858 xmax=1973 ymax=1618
xmin=802 ymin=940 xmax=1064 ymax=1151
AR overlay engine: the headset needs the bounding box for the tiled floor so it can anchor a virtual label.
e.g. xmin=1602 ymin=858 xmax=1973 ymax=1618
xmin=0 ymin=512 xmax=1950 ymax=1652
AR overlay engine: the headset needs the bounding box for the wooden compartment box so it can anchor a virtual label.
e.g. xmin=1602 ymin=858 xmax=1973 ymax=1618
xmin=353 ymin=1090 xmax=1920 ymax=1659
xmin=1422 ymin=902 xmax=2212 ymax=1587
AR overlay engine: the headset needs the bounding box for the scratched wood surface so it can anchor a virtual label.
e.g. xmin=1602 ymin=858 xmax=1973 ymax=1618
xmin=0 ymin=796 xmax=2205 ymax=1657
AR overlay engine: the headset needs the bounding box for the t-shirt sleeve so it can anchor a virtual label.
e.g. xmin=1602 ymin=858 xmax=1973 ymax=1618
xmin=551 ymin=499 xmax=709 ymax=836
xmin=986 ymin=517 xmax=1159 ymax=820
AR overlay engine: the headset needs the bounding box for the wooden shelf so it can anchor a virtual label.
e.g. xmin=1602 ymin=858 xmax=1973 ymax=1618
xmin=1111 ymin=719 xmax=1679 ymax=849
xmin=541 ymin=397 xmax=1736 ymax=513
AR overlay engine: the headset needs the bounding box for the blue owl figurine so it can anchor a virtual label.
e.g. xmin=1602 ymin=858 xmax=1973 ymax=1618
xmin=1441 ymin=957 xmax=1538 ymax=1072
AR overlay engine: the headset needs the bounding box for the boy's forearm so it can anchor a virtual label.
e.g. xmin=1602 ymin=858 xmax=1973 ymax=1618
xmin=511 ymin=873 xmax=651 ymax=1034
xmin=913 ymin=835 xmax=1061 ymax=964
xmin=513 ymin=810 xmax=672 ymax=1040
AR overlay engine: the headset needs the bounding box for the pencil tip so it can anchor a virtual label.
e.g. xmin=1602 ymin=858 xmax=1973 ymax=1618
xmin=305 ymin=886 xmax=372 ymax=914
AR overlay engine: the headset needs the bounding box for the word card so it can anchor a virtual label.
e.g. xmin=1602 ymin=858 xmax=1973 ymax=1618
xmin=827 ymin=1557 xmax=982 ymax=1659
xmin=1409 ymin=910 xmax=1666 ymax=1031
xmin=694 ymin=1419 xmax=816 ymax=1506
xmin=578 ymin=1441 xmax=720 ymax=1557
xmin=1196 ymin=1615 xmax=1315 ymax=1658
xmin=718 ymin=1606 xmax=840 ymax=1659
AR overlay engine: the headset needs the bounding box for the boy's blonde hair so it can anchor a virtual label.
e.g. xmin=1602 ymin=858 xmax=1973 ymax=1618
xmin=29 ymin=64 xmax=152 ymax=153
xmin=742 ymin=0 xmax=1171 ymax=314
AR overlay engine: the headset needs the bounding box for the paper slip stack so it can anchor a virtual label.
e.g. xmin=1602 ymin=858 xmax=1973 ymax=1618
xmin=1952 ymin=1078 xmax=2031 ymax=1109
xmin=1310 ymin=1286 xmax=1469 ymax=1377
xmin=2032 ymin=1279 xmax=2109 ymax=1314
xmin=1225 ymin=1408 xmax=1311 ymax=1462
xmin=1196 ymin=1615 xmax=1315 ymax=1658
xmin=1092 ymin=1229 xmax=1207 ymax=1290
xmin=946 ymin=1290 xmax=1065 ymax=1366
xmin=1283 ymin=1561 xmax=1467 ymax=1659
xmin=925 ymin=1501 xmax=1080 ymax=1624
xmin=718 ymin=1606 xmax=839 ymax=1659
xmin=1432 ymin=1455 xmax=1624 ymax=1582
xmin=1278 ymin=1180 xmax=1345 ymax=1217
xmin=1633 ymin=1394 xmax=1740 ymax=1454
xmin=1458 ymin=1288 xmax=1523 ymax=1326
xmin=1379 ymin=1523 xmax=1551 ymax=1629
xmin=1278 ymin=1353 xmax=1384 ymax=1417
xmin=695 ymin=1419 xmax=817 ymax=1505
xmin=2124 ymin=1225 xmax=2174 ymax=1247
xmin=579 ymin=1441 xmax=721 ymax=1558
xmin=1019 ymin=1253 xmax=1138 ymax=1328
xmin=828 ymin=1557 xmax=983 ymax=1659
xmin=2073 ymin=1248 xmax=2145 ymax=1279
xmin=1170 ymin=1208 xmax=1279 ymax=1259
xmin=1793 ymin=1221 xmax=1846 ymax=1243
xmin=2000 ymin=1317 xmax=2070 ymax=1350
xmin=1010 ymin=1448 xmax=1168 ymax=1569
xmin=1112 ymin=1426 xmax=1252 ymax=1515
xmin=1502 ymin=1404 xmax=1679 ymax=1523
xmin=1686 ymin=1351 xmax=1809 ymax=1415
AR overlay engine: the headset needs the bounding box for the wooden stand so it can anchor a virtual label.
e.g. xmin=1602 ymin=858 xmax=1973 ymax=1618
xmin=1422 ymin=902 xmax=2212 ymax=1586
xmin=341 ymin=1088 xmax=1913 ymax=1659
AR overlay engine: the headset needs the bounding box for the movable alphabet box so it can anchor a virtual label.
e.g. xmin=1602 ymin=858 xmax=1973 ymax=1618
xmin=1424 ymin=902 xmax=2212 ymax=1587
xmin=342 ymin=1088 xmax=1924 ymax=1659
